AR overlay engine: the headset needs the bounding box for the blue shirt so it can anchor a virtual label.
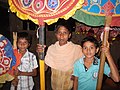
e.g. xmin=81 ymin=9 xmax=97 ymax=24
xmin=73 ymin=56 xmax=110 ymax=90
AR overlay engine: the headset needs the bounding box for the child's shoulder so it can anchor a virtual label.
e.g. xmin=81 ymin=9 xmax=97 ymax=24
xmin=67 ymin=41 xmax=82 ymax=50
xmin=74 ymin=57 xmax=84 ymax=65
xmin=28 ymin=51 xmax=35 ymax=56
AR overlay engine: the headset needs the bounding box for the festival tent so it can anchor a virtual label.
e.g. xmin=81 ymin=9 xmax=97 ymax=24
xmin=72 ymin=0 xmax=120 ymax=89
xmin=8 ymin=0 xmax=84 ymax=90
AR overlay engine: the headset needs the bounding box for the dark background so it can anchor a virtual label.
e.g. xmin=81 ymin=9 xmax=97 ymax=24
xmin=0 ymin=6 xmax=10 ymax=39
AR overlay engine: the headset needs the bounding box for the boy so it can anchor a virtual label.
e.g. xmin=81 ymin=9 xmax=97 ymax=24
xmin=73 ymin=36 xmax=119 ymax=90
xmin=37 ymin=23 xmax=83 ymax=90
xmin=11 ymin=32 xmax=38 ymax=90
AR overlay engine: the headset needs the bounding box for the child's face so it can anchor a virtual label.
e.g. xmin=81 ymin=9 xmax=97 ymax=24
xmin=82 ymin=41 xmax=98 ymax=59
xmin=17 ymin=38 xmax=29 ymax=52
xmin=55 ymin=26 xmax=71 ymax=46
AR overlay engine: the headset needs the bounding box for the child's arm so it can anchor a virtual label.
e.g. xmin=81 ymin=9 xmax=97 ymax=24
xmin=101 ymin=44 xmax=119 ymax=82
xmin=73 ymin=76 xmax=78 ymax=90
xmin=45 ymin=64 xmax=48 ymax=71
xmin=105 ymin=52 xmax=119 ymax=82
xmin=18 ymin=68 xmax=37 ymax=76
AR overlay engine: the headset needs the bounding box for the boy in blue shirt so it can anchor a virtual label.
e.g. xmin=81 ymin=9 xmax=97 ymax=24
xmin=73 ymin=36 xmax=119 ymax=90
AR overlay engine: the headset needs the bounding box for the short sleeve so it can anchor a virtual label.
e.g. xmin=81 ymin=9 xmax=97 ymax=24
xmin=73 ymin=61 xmax=79 ymax=77
xmin=32 ymin=55 xmax=38 ymax=69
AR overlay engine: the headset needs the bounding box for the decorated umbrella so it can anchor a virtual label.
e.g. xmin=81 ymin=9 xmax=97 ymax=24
xmin=8 ymin=0 xmax=84 ymax=90
xmin=73 ymin=0 xmax=120 ymax=26
xmin=0 ymin=34 xmax=16 ymax=84
xmin=72 ymin=0 xmax=120 ymax=90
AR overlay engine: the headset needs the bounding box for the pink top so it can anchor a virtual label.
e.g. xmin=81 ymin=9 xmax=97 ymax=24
xmin=45 ymin=41 xmax=83 ymax=71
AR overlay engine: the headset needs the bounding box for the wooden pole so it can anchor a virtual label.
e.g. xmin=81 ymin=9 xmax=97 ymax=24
xmin=13 ymin=32 xmax=18 ymax=90
xmin=38 ymin=25 xmax=45 ymax=90
xmin=13 ymin=32 xmax=17 ymax=49
xmin=96 ymin=16 xmax=112 ymax=90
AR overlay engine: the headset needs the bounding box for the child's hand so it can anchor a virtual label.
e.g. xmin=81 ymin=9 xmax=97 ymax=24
xmin=36 ymin=44 xmax=46 ymax=53
xmin=101 ymin=42 xmax=110 ymax=56
xmin=14 ymin=69 xmax=21 ymax=76
xmin=12 ymin=77 xmax=19 ymax=86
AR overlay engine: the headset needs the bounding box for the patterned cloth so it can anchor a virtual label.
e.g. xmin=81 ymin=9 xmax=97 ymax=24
xmin=0 ymin=34 xmax=16 ymax=83
xmin=9 ymin=0 xmax=84 ymax=25
xmin=11 ymin=50 xmax=38 ymax=90
xmin=51 ymin=68 xmax=73 ymax=90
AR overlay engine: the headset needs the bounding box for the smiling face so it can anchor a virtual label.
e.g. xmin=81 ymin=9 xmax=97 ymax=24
xmin=55 ymin=26 xmax=71 ymax=46
xmin=17 ymin=38 xmax=29 ymax=53
xmin=82 ymin=41 xmax=99 ymax=59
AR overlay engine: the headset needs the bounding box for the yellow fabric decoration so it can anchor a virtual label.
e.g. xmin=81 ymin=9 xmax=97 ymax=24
xmin=0 ymin=73 xmax=14 ymax=83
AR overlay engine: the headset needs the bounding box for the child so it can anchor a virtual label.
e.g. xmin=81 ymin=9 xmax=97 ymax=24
xmin=73 ymin=36 xmax=119 ymax=90
xmin=11 ymin=32 xmax=38 ymax=90
xmin=37 ymin=23 xmax=83 ymax=90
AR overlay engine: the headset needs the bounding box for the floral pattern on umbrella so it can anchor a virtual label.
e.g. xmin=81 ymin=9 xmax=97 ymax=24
xmin=9 ymin=0 xmax=84 ymax=25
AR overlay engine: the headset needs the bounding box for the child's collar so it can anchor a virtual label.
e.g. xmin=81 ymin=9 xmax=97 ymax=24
xmin=82 ymin=56 xmax=98 ymax=65
xmin=93 ymin=57 xmax=98 ymax=65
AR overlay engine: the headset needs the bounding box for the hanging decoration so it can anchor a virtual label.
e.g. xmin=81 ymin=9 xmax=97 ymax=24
xmin=75 ymin=22 xmax=120 ymax=43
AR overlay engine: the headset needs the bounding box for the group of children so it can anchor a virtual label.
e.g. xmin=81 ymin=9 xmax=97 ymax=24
xmin=37 ymin=23 xmax=119 ymax=90
xmin=1 ymin=22 xmax=119 ymax=90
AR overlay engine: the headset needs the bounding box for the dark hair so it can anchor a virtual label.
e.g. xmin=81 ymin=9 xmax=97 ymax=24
xmin=54 ymin=22 xmax=72 ymax=33
xmin=81 ymin=36 xmax=99 ymax=48
xmin=17 ymin=32 xmax=31 ymax=44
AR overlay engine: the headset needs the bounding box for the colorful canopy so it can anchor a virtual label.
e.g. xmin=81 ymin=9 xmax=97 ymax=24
xmin=9 ymin=0 xmax=84 ymax=25
xmin=72 ymin=0 xmax=120 ymax=26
